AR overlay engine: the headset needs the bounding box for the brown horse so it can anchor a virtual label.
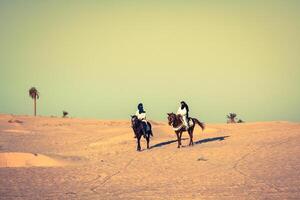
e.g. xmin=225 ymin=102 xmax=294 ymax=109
xmin=131 ymin=115 xmax=152 ymax=151
xmin=167 ymin=113 xmax=205 ymax=148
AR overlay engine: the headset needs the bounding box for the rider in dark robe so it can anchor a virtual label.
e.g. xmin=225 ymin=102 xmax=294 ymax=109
xmin=135 ymin=103 xmax=148 ymax=136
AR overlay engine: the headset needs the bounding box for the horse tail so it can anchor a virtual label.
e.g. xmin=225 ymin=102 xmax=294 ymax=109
xmin=148 ymin=122 xmax=152 ymax=130
xmin=193 ymin=118 xmax=205 ymax=131
xmin=147 ymin=122 xmax=153 ymax=137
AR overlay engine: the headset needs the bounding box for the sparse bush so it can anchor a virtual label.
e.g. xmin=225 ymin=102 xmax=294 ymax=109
xmin=237 ymin=119 xmax=244 ymax=123
xmin=227 ymin=113 xmax=245 ymax=123
xmin=63 ymin=111 xmax=68 ymax=118
xmin=227 ymin=113 xmax=237 ymax=123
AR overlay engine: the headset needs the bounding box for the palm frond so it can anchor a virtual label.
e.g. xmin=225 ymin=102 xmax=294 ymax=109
xmin=29 ymin=87 xmax=39 ymax=99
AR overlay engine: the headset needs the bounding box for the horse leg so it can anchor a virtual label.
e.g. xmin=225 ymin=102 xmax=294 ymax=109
xmin=189 ymin=126 xmax=195 ymax=146
xmin=191 ymin=126 xmax=195 ymax=145
xmin=179 ymin=131 xmax=183 ymax=147
xmin=137 ymin=135 xmax=141 ymax=151
xmin=188 ymin=129 xmax=192 ymax=146
xmin=176 ymin=132 xmax=180 ymax=148
xmin=146 ymin=134 xmax=150 ymax=149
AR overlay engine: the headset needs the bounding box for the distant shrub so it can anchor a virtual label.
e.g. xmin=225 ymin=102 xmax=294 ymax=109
xmin=62 ymin=111 xmax=69 ymax=118
xmin=237 ymin=119 xmax=244 ymax=123
xmin=227 ymin=113 xmax=237 ymax=123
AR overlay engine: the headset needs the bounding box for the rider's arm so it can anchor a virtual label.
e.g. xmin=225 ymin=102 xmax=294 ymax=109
xmin=177 ymin=107 xmax=187 ymax=116
xmin=181 ymin=107 xmax=187 ymax=116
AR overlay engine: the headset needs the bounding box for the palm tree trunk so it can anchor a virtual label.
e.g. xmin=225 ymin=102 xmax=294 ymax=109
xmin=34 ymin=97 xmax=36 ymax=116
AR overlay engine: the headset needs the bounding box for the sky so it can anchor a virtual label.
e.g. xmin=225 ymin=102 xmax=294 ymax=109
xmin=0 ymin=0 xmax=299 ymax=122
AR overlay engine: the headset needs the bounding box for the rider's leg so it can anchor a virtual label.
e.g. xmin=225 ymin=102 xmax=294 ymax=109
xmin=142 ymin=122 xmax=147 ymax=137
xmin=183 ymin=116 xmax=189 ymax=128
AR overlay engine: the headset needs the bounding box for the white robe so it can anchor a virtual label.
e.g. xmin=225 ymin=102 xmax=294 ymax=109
xmin=136 ymin=110 xmax=146 ymax=121
xmin=136 ymin=110 xmax=149 ymax=131
xmin=177 ymin=107 xmax=188 ymax=127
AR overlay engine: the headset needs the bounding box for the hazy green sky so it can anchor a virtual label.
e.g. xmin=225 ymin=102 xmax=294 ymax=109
xmin=0 ymin=0 xmax=299 ymax=122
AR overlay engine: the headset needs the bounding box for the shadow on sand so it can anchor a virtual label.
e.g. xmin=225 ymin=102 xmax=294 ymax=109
xmin=194 ymin=136 xmax=230 ymax=145
xmin=150 ymin=138 xmax=188 ymax=149
xmin=150 ymin=136 xmax=229 ymax=149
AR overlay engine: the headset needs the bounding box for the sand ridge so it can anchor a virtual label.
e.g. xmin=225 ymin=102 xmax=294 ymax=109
xmin=0 ymin=152 xmax=65 ymax=168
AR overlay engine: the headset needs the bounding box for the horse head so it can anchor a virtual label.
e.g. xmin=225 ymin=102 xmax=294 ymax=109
xmin=167 ymin=113 xmax=176 ymax=126
xmin=131 ymin=115 xmax=139 ymax=127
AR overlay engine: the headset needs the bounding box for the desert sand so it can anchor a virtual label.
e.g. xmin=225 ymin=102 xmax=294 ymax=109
xmin=0 ymin=114 xmax=299 ymax=199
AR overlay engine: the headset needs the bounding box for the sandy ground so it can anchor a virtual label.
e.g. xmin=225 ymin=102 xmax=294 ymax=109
xmin=0 ymin=114 xmax=299 ymax=200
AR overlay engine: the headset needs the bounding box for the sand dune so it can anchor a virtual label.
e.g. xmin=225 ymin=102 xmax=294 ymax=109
xmin=0 ymin=152 xmax=64 ymax=168
xmin=2 ymin=129 xmax=31 ymax=134
xmin=0 ymin=114 xmax=299 ymax=199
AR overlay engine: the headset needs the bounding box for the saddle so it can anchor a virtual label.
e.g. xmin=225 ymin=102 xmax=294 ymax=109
xmin=176 ymin=115 xmax=194 ymax=131
xmin=143 ymin=121 xmax=153 ymax=137
xmin=145 ymin=122 xmax=151 ymax=132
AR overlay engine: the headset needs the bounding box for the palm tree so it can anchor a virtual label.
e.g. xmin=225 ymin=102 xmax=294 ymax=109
xmin=28 ymin=87 xmax=39 ymax=116
xmin=227 ymin=113 xmax=237 ymax=123
xmin=62 ymin=111 xmax=68 ymax=118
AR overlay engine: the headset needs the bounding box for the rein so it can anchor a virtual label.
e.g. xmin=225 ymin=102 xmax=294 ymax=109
xmin=172 ymin=123 xmax=184 ymax=131
xmin=170 ymin=115 xmax=184 ymax=131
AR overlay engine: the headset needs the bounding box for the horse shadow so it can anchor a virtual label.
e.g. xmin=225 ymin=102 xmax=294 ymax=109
xmin=194 ymin=136 xmax=230 ymax=145
xmin=150 ymin=136 xmax=229 ymax=149
xmin=150 ymin=138 xmax=188 ymax=149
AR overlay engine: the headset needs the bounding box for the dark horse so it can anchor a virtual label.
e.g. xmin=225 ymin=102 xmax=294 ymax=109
xmin=131 ymin=115 xmax=153 ymax=151
xmin=167 ymin=113 xmax=205 ymax=148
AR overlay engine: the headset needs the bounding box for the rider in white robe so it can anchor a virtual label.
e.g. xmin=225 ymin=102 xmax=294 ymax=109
xmin=135 ymin=110 xmax=147 ymax=122
xmin=177 ymin=101 xmax=189 ymax=128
